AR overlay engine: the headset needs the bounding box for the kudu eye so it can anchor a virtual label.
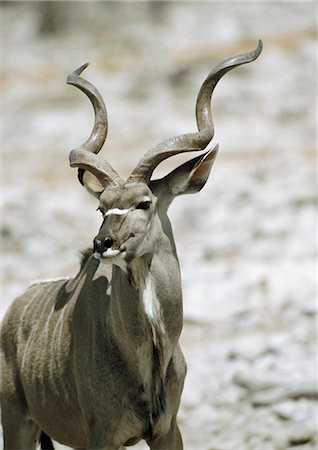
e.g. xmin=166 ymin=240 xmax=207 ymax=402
xmin=136 ymin=200 xmax=151 ymax=210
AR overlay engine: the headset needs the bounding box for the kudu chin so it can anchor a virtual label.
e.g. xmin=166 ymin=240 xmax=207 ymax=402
xmin=1 ymin=41 xmax=262 ymax=449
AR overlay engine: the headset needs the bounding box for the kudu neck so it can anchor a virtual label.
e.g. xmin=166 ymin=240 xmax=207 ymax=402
xmin=112 ymin=238 xmax=182 ymax=342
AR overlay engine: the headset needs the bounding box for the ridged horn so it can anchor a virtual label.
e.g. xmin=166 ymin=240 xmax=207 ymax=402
xmin=67 ymin=63 xmax=119 ymax=185
xmin=129 ymin=40 xmax=263 ymax=183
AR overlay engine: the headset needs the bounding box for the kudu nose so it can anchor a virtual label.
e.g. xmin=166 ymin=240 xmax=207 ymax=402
xmin=93 ymin=237 xmax=114 ymax=254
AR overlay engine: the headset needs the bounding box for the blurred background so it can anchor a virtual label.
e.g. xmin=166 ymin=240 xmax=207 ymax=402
xmin=1 ymin=2 xmax=316 ymax=449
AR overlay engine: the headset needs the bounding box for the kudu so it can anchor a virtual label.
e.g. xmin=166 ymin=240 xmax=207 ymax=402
xmin=1 ymin=41 xmax=262 ymax=450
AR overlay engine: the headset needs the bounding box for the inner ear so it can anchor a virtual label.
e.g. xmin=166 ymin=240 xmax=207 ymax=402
xmin=150 ymin=145 xmax=218 ymax=207
xmin=167 ymin=146 xmax=218 ymax=195
xmin=80 ymin=170 xmax=105 ymax=198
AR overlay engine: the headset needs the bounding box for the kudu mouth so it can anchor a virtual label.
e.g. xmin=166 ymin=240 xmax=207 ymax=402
xmin=93 ymin=233 xmax=137 ymax=261
xmin=93 ymin=248 xmax=124 ymax=260
xmin=93 ymin=237 xmax=125 ymax=260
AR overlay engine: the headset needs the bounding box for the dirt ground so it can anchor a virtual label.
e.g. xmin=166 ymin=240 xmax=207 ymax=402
xmin=1 ymin=2 xmax=316 ymax=449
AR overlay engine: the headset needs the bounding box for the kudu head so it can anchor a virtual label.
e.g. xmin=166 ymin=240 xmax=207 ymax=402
xmin=67 ymin=41 xmax=262 ymax=264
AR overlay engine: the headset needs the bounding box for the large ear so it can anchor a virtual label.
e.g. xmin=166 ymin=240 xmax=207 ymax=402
xmin=151 ymin=145 xmax=218 ymax=205
xmin=78 ymin=169 xmax=105 ymax=198
xmin=69 ymin=149 xmax=118 ymax=198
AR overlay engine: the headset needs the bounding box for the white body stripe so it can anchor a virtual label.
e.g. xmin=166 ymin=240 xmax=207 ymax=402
xmin=141 ymin=273 xmax=166 ymax=353
xmin=142 ymin=275 xmax=157 ymax=321
xmin=30 ymin=277 xmax=70 ymax=286
xmin=142 ymin=274 xmax=165 ymax=335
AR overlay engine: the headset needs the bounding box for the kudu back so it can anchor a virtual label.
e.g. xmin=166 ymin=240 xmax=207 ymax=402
xmin=0 ymin=41 xmax=262 ymax=450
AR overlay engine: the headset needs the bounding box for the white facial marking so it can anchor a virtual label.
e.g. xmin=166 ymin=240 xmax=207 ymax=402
xmin=103 ymin=248 xmax=121 ymax=258
xmin=96 ymin=248 xmax=121 ymax=258
xmin=104 ymin=208 xmax=130 ymax=217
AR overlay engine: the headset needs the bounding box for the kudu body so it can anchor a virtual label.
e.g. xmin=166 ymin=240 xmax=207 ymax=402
xmin=1 ymin=42 xmax=262 ymax=449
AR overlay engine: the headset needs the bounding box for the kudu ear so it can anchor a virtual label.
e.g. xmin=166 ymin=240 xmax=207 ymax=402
xmin=78 ymin=169 xmax=105 ymax=198
xmin=152 ymin=145 xmax=218 ymax=205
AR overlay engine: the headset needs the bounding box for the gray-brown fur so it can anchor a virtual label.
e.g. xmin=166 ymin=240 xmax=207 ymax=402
xmin=0 ymin=42 xmax=262 ymax=449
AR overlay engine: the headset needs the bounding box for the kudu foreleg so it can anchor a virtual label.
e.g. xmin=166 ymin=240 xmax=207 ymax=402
xmin=39 ymin=431 xmax=55 ymax=449
xmin=2 ymin=404 xmax=40 ymax=450
xmin=147 ymin=418 xmax=183 ymax=450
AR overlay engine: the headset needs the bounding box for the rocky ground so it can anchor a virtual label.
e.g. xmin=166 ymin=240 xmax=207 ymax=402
xmin=1 ymin=3 xmax=316 ymax=449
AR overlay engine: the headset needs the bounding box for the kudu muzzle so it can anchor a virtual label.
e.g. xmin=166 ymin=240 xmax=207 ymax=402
xmin=93 ymin=236 xmax=114 ymax=255
xmin=93 ymin=210 xmax=133 ymax=258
